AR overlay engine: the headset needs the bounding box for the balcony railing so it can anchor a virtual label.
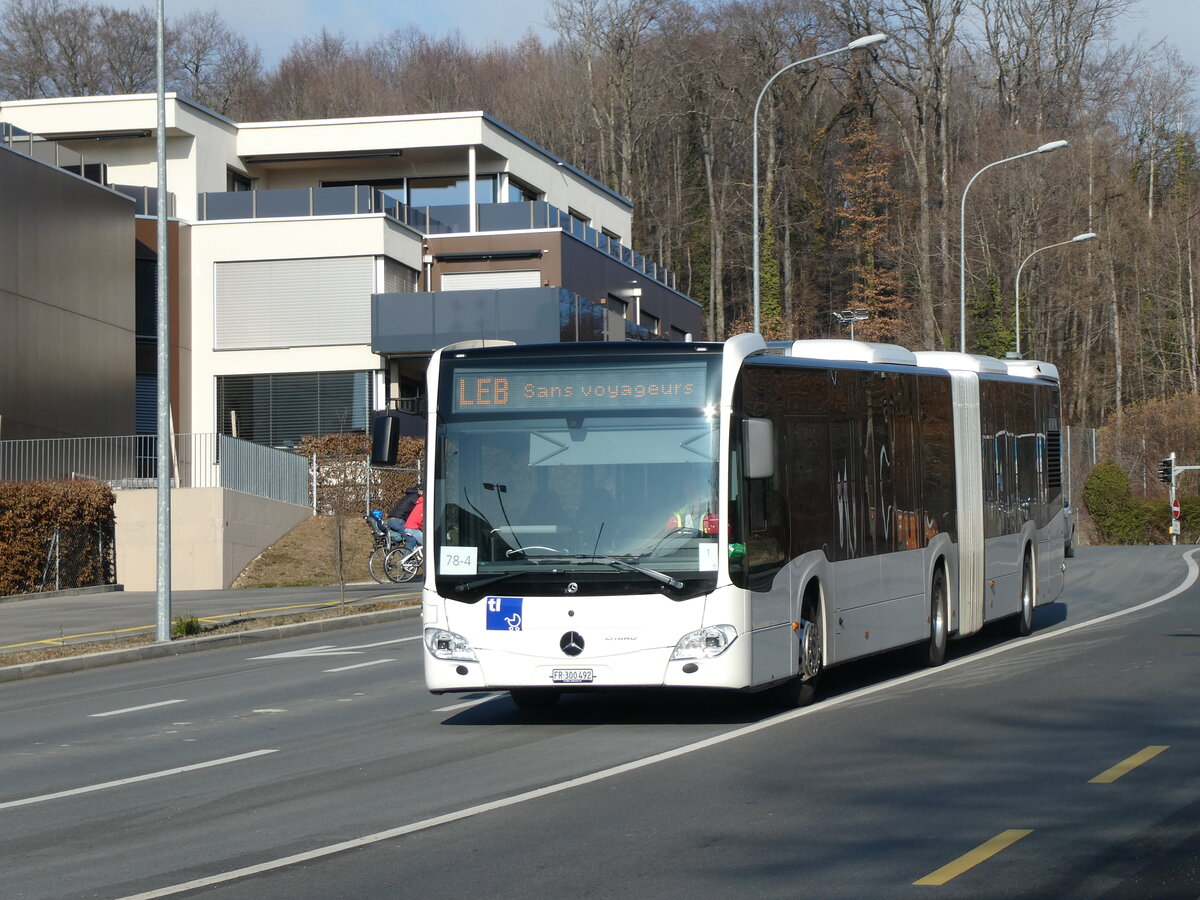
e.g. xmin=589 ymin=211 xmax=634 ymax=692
xmin=0 ymin=433 xmax=310 ymax=507
xmin=195 ymin=189 xmax=676 ymax=290
xmin=2 ymin=122 xmax=177 ymax=215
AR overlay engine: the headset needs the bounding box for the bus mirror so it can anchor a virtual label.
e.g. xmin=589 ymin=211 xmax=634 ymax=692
xmin=742 ymin=418 xmax=775 ymax=479
xmin=371 ymin=414 xmax=400 ymax=466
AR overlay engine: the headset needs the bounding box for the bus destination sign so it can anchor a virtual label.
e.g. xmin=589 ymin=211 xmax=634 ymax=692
xmin=451 ymin=362 xmax=708 ymax=413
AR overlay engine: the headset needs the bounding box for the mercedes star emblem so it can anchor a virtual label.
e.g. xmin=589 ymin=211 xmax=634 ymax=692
xmin=560 ymin=631 xmax=585 ymax=656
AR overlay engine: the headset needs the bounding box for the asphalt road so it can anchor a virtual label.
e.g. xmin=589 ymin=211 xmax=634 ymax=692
xmin=0 ymin=582 xmax=420 ymax=654
xmin=1 ymin=546 xmax=1197 ymax=899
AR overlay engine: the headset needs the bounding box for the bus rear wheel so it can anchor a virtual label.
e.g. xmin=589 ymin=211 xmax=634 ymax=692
xmin=917 ymin=567 xmax=948 ymax=668
xmin=1011 ymin=552 xmax=1034 ymax=637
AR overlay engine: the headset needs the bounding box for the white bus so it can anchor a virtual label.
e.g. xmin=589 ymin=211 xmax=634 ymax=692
xmin=420 ymin=334 xmax=1065 ymax=707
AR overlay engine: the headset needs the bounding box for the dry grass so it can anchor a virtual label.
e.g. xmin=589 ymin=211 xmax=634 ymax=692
xmin=232 ymin=513 xmax=378 ymax=588
xmin=0 ymin=598 xmax=416 ymax=667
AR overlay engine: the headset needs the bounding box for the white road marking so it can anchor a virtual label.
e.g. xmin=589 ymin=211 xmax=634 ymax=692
xmin=433 ymin=694 xmax=500 ymax=712
xmin=250 ymin=636 xmax=419 ymax=660
xmin=90 ymin=699 xmax=187 ymax=718
xmin=323 ymin=659 xmax=395 ymax=673
xmin=0 ymin=749 xmax=278 ymax=811
xmin=116 ymin=550 xmax=1200 ymax=900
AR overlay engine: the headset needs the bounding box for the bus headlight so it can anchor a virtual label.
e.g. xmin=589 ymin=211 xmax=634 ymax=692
xmin=671 ymin=624 xmax=738 ymax=660
xmin=424 ymin=627 xmax=478 ymax=662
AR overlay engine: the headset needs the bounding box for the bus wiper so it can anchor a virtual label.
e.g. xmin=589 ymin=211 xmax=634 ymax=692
xmin=453 ymin=571 xmax=524 ymax=593
xmin=504 ymin=550 xmax=684 ymax=590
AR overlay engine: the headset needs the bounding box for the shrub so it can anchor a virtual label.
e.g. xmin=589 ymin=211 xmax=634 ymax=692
xmin=1082 ymin=460 xmax=1195 ymax=545
xmin=172 ymin=613 xmax=203 ymax=637
xmin=0 ymin=480 xmax=117 ymax=596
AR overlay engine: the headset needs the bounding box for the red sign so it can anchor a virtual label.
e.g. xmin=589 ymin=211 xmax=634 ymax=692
xmin=1172 ymin=499 xmax=1181 ymax=520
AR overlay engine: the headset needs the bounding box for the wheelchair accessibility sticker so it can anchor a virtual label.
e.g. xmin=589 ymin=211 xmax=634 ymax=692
xmin=486 ymin=596 xmax=523 ymax=631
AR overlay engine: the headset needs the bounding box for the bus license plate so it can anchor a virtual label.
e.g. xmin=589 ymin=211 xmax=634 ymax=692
xmin=551 ymin=668 xmax=594 ymax=684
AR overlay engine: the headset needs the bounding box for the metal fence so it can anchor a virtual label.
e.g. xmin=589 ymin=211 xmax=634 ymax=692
xmin=0 ymin=433 xmax=310 ymax=506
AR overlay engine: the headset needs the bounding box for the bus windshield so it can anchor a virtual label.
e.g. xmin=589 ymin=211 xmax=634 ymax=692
xmin=434 ymin=355 xmax=721 ymax=598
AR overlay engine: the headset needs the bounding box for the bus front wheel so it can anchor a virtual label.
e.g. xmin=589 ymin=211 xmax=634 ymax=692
xmin=770 ymin=598 xmax=822 ymax=709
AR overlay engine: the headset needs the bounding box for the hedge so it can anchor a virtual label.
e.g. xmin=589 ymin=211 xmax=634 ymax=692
xmin=295 ymin=432 xmax=424 ymax=516
xmin=0 ymin=480 xmax=117 ymax=596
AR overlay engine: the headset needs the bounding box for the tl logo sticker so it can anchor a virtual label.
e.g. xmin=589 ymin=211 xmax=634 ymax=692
xmin=486 ymin=596 xmax=523 ymax=631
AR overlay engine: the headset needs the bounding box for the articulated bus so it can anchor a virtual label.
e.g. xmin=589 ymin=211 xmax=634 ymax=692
xmin=420 ymin=334 xmax=1065 ymax=707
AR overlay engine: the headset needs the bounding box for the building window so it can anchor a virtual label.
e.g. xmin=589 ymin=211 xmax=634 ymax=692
xmin=507 ymin=176 xmax=540 ymax=202
xmin=605 ymin=295 xmax=628 ymax=318
xmin=568 ymin=207 xmax=591 ymax=226
xmin=408 ymin=175 xmax=496 ymax=207
xmin=214 ymin=257 xmax=374 ymax=350
xmin=640 ymin=311 xmax=659 ymax=335
xmin=227 ymin=169 xmax=252 ymax=191
xmin=323 ymin=178 xmax=404 ymax=209
xmin=217 ymin=371 xmax=371 ymax=449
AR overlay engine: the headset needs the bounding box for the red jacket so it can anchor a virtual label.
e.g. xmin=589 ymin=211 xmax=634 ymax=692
xmin=405 ymin=496 xmax=424 ymax=530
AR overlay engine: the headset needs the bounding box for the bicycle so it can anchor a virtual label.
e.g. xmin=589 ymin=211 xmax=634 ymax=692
xmin=364 ymin=514 xmax=405 ymax=584
xmin=383 ymin=542 xmax=424 ymax=583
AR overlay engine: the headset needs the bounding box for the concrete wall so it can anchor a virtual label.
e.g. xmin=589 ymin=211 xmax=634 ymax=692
xmin=114 ymin=488 xmax=311 ymax=590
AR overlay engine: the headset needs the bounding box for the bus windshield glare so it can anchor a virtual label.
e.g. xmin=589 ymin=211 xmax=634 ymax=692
xmin=435 ymin=356 xmax=721 ymax=597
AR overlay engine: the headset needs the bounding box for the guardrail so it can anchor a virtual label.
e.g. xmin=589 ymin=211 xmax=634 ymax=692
xmin=0 ymin=433 xmax=309 ymax=507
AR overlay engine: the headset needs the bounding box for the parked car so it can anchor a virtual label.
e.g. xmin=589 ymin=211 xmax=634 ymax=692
xmin=1063 ymin=500 xmax=1075 ymax=558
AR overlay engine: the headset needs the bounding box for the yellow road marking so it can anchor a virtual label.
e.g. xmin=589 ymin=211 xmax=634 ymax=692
xmin=0 ymin=625 xmax=155 ymax=649
xmin=914 ymin=829 xmax=1033 ymax=886
xmin=1089 ymin=746 xmax=1169 ymax=784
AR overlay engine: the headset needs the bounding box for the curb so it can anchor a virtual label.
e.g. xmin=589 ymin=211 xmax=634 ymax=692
xmin=0 ymin=604 xmax=423 ymax=683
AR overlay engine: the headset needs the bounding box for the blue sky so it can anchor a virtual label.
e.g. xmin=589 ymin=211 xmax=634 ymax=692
xmin=129 ymin=0 xmax=1194 ymax=70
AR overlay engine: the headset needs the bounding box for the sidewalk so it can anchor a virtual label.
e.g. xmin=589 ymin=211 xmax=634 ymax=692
xmin=0 ymin=582 xmax=421 ymax=657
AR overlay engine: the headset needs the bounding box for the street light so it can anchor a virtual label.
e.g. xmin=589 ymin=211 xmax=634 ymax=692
xmin=959 ymin=139 xmax=1068 ymax=352
xmin=832 ymin=307 xmax=870 ymax=340
xmin=1012 ymin=231 xmax=1097 ymax=357
xmin=752 ymin=32 xmax=888 ymax=334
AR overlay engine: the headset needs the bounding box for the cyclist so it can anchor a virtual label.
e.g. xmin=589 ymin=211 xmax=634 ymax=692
xmin=386 ymin=486 xmax=421 ymax=543
xmin=402 ymin=491 xmax=424 ymax=552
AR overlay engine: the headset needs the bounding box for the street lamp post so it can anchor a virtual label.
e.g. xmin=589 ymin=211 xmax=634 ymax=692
xmin=832 ymin=307 xmax=870 ymax=340
xmin=1013 ymin=231 xmax=1098 ymax=357
xmin=752 ymin=32 xmax=888 ymax=334
xmin=959 ymin=140 xmax=1068 ymax=352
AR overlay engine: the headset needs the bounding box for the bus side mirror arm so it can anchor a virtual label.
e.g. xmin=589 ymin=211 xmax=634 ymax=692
xmin=742 ymin=418 xmax=775 ymax=479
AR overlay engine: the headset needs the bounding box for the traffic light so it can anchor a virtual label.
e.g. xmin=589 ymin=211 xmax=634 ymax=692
xmin=1159 ymin=458 xmax=1175 ymax=484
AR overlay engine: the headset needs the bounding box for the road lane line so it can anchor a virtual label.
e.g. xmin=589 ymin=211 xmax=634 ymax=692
xmin=433 ymin=694 xmax=499 ymax=712
xmin=116 ymin=548 xmax=1200 ymax=900
xmin=90 ymin=699 xmax=187 ymax=718
xmin=913 ymin=829 xmax=1033 ymax=886
xmin=250 ymin=636 xmax=420 ymax=660
xmin=1089 ymin=745 xmax=1169 ymax=783
xmin=0 ymin=749 xmax=277 ymax=811
xmin=323 ymin=659 xmax=395 ymax=673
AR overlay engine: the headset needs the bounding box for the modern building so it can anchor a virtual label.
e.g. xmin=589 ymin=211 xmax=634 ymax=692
xmin=0 ymin=94 xmax=701 ymax=448
xmin=0 ymin=124 xmax=135 ymax=441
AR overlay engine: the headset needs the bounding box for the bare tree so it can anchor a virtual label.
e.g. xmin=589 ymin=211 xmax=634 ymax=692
xmin=172 ymin=9 xmax=264 ymax=118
